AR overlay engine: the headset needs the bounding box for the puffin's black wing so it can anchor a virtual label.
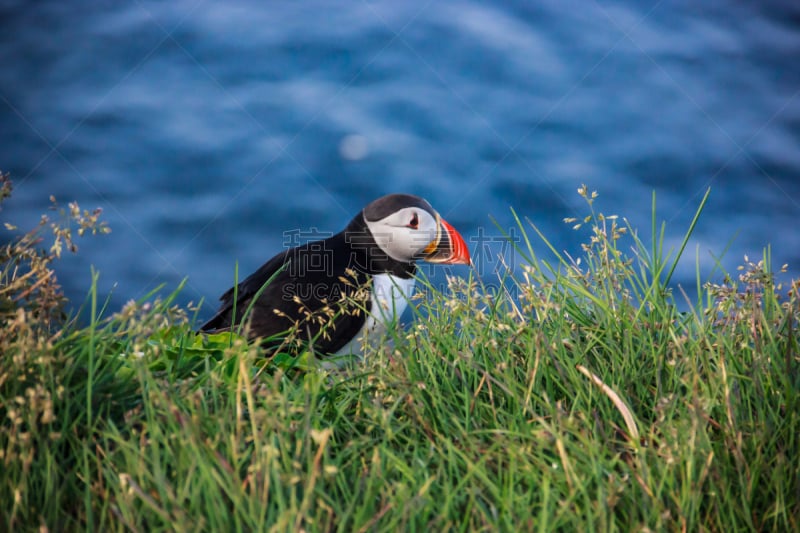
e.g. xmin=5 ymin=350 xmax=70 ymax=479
xmin=200 ymin=235 xmax=373 ymax=356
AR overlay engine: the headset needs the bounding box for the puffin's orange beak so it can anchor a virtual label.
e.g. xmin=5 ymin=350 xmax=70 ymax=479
xmin=423 ymin=218 xmax=471 ymax=265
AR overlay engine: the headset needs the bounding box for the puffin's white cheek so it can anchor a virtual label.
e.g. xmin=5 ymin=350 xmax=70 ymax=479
xmin=389 ymin=232 xmax=417 ymax=258
xmin=366 ymin=219 xmax=438 ymax=262
xmin=403 ymin=230 xmax=435 ymax=256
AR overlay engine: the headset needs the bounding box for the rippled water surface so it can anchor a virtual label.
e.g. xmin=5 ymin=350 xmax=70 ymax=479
xmin=1 ymin=1 xmax=798 ymax=314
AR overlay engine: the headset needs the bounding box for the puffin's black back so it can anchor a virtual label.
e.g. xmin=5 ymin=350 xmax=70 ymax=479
xmin=200 ymin=211 xmax=415 ymax=355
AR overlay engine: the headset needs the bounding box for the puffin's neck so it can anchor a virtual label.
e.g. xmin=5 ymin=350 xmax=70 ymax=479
xmin=339 ymin=213 xmax=416 ymax=279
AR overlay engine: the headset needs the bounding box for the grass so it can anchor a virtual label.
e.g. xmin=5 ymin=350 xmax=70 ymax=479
xmin=2 ymin=179 xmax=799 ymax=531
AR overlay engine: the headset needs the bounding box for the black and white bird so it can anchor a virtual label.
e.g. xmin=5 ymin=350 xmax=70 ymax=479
xmin=200 ymin=193 xmax=470 ymax=358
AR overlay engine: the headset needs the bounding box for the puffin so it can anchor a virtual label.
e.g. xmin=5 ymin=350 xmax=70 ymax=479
xmin=200 ymin=193 xmax=470 ymax=358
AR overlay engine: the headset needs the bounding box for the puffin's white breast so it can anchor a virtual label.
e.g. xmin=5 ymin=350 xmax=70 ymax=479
xmin=332 ymin=273 xmax=415 ymax=358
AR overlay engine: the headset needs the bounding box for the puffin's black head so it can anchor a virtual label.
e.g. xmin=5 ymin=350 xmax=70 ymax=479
xmin=361 ymin=193 xmax=471 ymax=265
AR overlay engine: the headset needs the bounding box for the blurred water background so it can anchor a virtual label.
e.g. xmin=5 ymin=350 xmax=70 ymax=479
xmin=1 ymin=0 xmax=798 ymax=319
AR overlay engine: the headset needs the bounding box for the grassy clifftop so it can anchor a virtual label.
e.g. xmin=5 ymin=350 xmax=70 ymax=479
xmin=2 ymin=178 xmax=798 ymax=531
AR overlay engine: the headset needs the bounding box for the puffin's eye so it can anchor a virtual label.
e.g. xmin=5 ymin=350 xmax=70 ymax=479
xmin=406 ymin=212 xmax=419 ymax=229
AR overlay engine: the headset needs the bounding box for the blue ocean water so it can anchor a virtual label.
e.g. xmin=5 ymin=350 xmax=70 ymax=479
xmin=1 ymin=1 xmax=798 ymax=317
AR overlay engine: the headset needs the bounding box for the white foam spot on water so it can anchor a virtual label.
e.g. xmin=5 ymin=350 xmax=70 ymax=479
xmin=339 ymin=134 xmax=369 ymax=161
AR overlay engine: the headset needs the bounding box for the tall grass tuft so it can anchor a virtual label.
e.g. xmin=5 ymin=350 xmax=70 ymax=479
xmin=1 ymin=178 xmax=798 ymax=531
